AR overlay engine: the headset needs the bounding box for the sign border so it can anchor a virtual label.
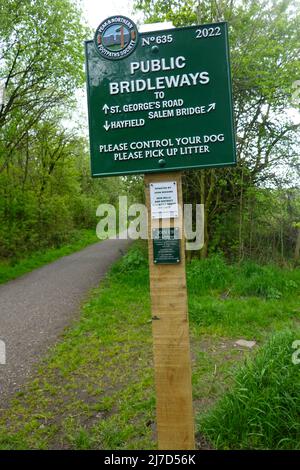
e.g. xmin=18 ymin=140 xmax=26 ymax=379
xmin=85 ymin=21 xmax=236 ymax=178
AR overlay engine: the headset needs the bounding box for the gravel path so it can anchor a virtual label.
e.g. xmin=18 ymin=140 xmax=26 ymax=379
xmin=0 ymin=236 xmax=131 ymax=399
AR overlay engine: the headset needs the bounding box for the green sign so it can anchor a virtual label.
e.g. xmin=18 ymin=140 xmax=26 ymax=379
xmin=85 ymin=19 xmax=236 ymax=177
xmin=153 ymin=228 xmax=180 ymax=264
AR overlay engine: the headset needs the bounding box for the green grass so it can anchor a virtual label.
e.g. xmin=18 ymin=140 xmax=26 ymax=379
xmin=0 ymin=229 xmax=98 ymax=284
xmin=187 ymin=255 xmax=300 ymax=300
xmin=0 ymin=246 xmax=299 ymax=449
xmin=199 ymin=330 xmax=300 ymax=449
xmin=188 ymin=255 xmax=300 ymax=339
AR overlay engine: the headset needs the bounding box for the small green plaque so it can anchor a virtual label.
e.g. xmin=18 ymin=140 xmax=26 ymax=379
xmin=153 ymin=228 xmax=180 ymax=264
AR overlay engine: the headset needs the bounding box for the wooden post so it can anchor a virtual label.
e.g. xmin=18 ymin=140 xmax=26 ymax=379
xmin=145 ymin=171 xmax=195 ymax=450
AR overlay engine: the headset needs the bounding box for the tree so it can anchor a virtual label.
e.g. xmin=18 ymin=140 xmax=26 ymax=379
xmin=0 ymin=0 xmax=88 ymax=173
xmin=0 ymin=1 xmax=126 ymax=259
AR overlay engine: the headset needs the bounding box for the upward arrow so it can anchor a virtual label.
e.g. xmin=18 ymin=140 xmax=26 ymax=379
xmin=207 ymin=103 xmax=216 ymax=113
xmin=103 ymin=121 xmax=110 ymax=131
xmin=102 ymin=104 xmax=109 ymax=114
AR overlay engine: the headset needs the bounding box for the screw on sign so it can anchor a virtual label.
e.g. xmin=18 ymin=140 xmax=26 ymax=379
xmin=85 ymin=15 xmax=236 ymax=450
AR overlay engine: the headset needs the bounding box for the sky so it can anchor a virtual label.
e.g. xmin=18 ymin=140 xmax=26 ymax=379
xmin=82 ymin=0 xmax=141 ymax=29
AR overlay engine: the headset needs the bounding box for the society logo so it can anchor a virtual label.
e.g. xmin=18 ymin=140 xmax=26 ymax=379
xmin=94 ymin=16 xmax=139 ymax=60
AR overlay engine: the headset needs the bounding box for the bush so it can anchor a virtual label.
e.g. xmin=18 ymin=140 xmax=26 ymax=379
xmin=199 ymin=329 xmax=300 ymax=449
xmin=187 ymin=255 xmax=233 ymax=294
xmin=234 ymin=263 xmax=299 ymax=299
xmin=110 ymin=243 xmax=149 ymax=287
xmin=186 ymin=256 xmax=299 ymax=300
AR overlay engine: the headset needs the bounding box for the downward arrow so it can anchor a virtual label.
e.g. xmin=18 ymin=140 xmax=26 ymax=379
xmin=103 ymin=121 xmax=110 ymax=131
xmin=207 ymin=103 xmax=216 ymax=113
xmin=102 ymin=104 xmax=109 ymax=114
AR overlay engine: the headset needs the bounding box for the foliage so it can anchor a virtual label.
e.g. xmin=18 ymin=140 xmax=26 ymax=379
xmin=210 ymin=187 xmax=300 ymax=263
xmin=187 ymin=253 xmax=300 ymax=298
xmin=0 ymin=128 xmax=124 ymax=258
xmin=0 ymin=0 xmax=127 ymax=259
xmin=0 ymin=228 xmax=98 ymax=284
xmin=188 ymin=254 xmax=300 ymax=338
xmin=111 ymin=243 xmax=148 ymax=274
xmin=134 ymin=0 xmax=300 ymax=261
xmin=0 ymin=0 xmax=88 ymax=161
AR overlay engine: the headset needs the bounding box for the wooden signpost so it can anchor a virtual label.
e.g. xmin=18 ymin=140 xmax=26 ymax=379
xmin=145 ymin=171 xmax=195 ymax=449
xmin=85 ymin=15 xmax=236 ymax=450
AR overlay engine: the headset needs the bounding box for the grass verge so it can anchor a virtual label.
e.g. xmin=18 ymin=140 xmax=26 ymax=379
xmin=199 ymin=330 xmax=300 ymax=449
xmin=0 ymin=229 xmax=98 ymax=285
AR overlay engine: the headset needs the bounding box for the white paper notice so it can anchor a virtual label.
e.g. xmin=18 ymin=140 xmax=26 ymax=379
xmin=150 ymin=181 xmax=178 ymax=219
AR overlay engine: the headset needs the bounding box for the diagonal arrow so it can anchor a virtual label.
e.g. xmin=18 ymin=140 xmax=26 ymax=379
xmin=102 ymin=104 xmax=109 ymax=114
xmin=207 ymin=102 xmax=216 ymax=113
xmin=103 ymin=121 xmax=110 ymax=131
